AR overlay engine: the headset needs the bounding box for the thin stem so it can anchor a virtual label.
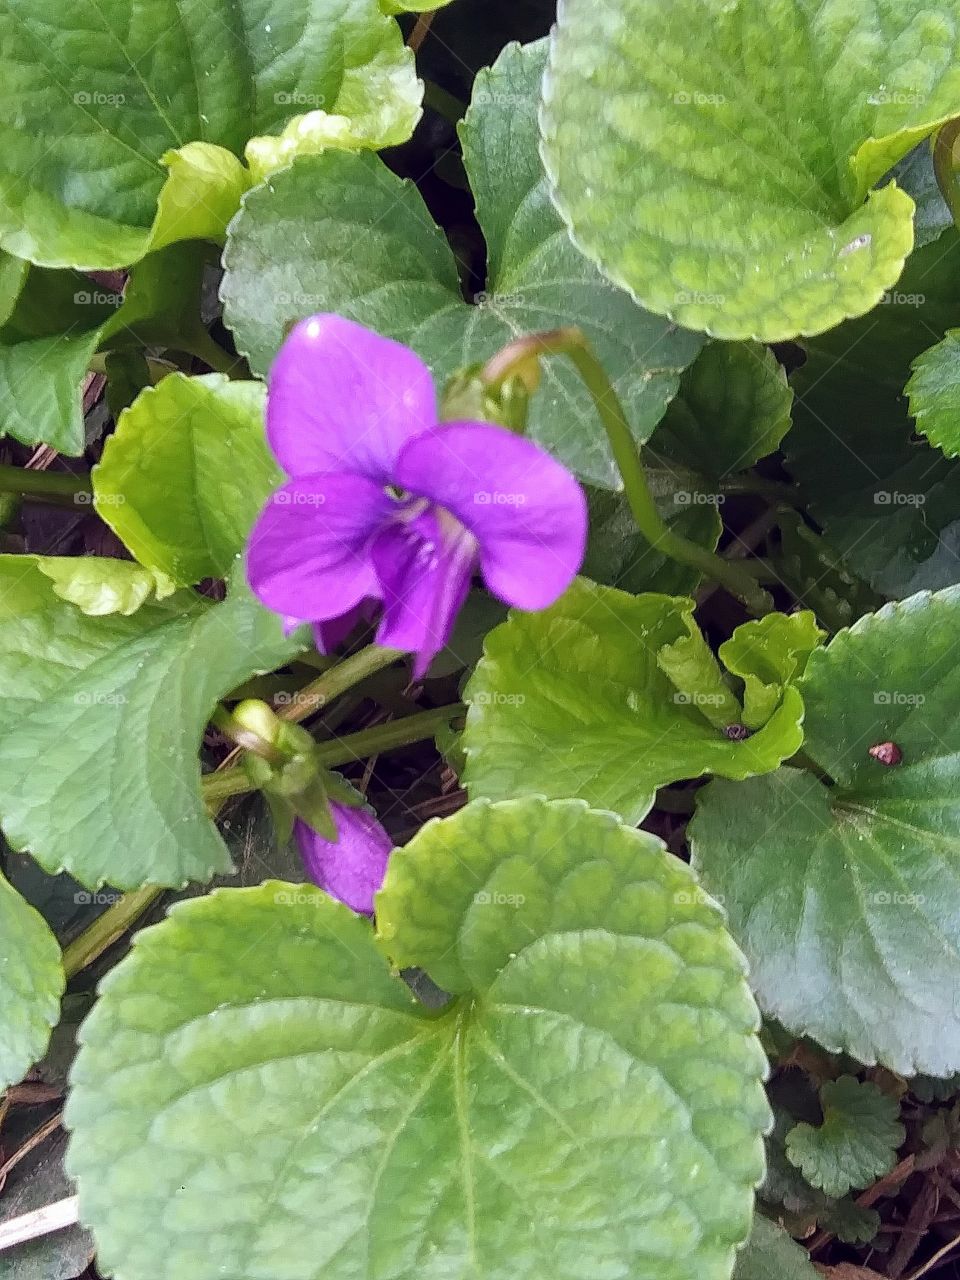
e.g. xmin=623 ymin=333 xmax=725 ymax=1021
xmin=276 ymin=645 xmax=404 ymax=723
xmin=935 ymin=117 xmax=960 ymax=226
xmin=62 ymin=884 xmax=162 ymax=979
xmin=483 ymin=329 xmax=773 ymax=615
xmin=313 ymin=703 xmax=463 ymax=766
xmin=0 ymin=1196 xmax=79 ymax=1254
xmin=0 ymin=463 xmax=90 ymax=506
xmin=187 ymin=330 xmax=246 ymax=379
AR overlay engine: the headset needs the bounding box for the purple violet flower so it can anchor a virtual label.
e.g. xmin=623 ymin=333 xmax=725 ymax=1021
xmin=295 ymin=804 xmax=393 ymax=915
xmin=247 ymin=315 xmax=587 ymax=675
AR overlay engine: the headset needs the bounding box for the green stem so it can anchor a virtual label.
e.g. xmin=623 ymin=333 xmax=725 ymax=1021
xmin=200 ymin=703 xmax=463 ymax=804
xmin=313 ymin=703 xmax=463 ymax=766
xmin=62 ymin=885 xmax=163 ymax=979
xmin=187 ymin=330 xmax=246 ymax=379
xmin=483 ymin=329 xmax=773 ymax=615
xmin=719 ymin=476 xmax=798 ymax=502
xmin=0 ymin=464 xmax=91 ymax=506
xmin=276 ymin=645 xmax=404 ymax=723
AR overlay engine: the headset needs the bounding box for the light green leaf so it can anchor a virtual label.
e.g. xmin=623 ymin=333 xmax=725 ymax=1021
xmin=0 ymin=1 xmax=418 ymax=269
xmin=692 ymin=585 xmax=960 ymax=1074
xmin=0 ymin=869 xmax=63 ymax=1091
xmin=732 ymin=1217 xmax=817 ymax=1280
xmin=222 ymin=39 xmax=703 ymax=489
xmin=788 ymin=230 xmax=960 ymax=597
xmin=68 ymin=798 xmax=770 ymax=1280
xmin=541 ymin=0 xmax=960 ymax=341
xmin=0 ymin=561 xmax=302 ymax=889
xmin=906 ymin=328 xmax=960 ymax=457
xmin=0 ymin=250 xmax=28 ymax=325
xmin=785 ymin=1077 xmax=903 ymax=1199
xmin=719 ymin=613 xmax=824 ymax=730
xmin=0 ymin=329 xmax=103 ymax=452
xmin=380 ymin=0 xmax=452 ymax=11
xmin=653 ymin=343 xmax=793 ymax=479
xmin=463 ymin=578 xmax=804 ymax=823
xmin=93 ymin=375 xmax=279 ymax=585
xmin=36 ymin=558 xmax=177 ymax=617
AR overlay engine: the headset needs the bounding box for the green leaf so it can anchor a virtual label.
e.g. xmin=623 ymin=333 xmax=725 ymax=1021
xmin=380 ymin=0 xmax=452 ymax=11
xmin=0 ymin=868 xmax=64 ymax=1091
xmin=788 ymin=230 xmax=960 ymax=597
xmin=463 ymin=578 xmax=804 ymax=823
xmin=0 ymin=250 xmax=28 ymax=325
xmin=691 ymin=586 xmax=960 ymax=1073
xmin=93 ymin=375 xmax=279 ymax=585
xmin=0 ymin=329 xmax=103 ymax=452
xmin=732 ymin=1216 xmax=818 ymax=1280
xmin=820 ymin=1199 xmax=881 ymax=1245
xmin=0 ymin=561 xmax=302 ymax=889
xmin=0 ymin=3 xmax=418 ymax=269
xmin=222 ymin=39 xmax=703 ymax=490
xmin=653 ymin=343 xmax=793 ymax=479
xmin=718 ymin=613 xmax=824 ymax=730
xmin=540 ymin=0 xmax=960 ymax=341
xmin=36 ymin=558 xmax=177 ymax=617
xmin=906 ymin=329 xmax=960 ymax=457
xmin=68 ymin=798 xmax=769 ymax=1280
xmin=785 ymin=1077 xmax=904 ymax=1198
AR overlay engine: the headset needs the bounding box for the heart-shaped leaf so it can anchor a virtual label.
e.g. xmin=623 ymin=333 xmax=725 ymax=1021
xmin=788 ymin=230 xmax=960 ymax=597
xmin=732 ymin=1216 xmax=818 ymax=1280
xmin=0 ymin=1 xmax=419 ymax=269
xmin=652 ymin=342 xmax=793 ymax=479
xmin=540 ymin=0 xmax=960 ymax=340
xmin=906 ymin=329 xmax=960 ymax=457
xmin=784 ymin=1077 xmax=903 ymax=1198
xmin=691 ymin=585 xmax=960 ymax=1074
xmin=67 ymin=797 xmax=769 ymax=1280
xmin=35 ymin=558 xmax=177 ymax=617
xmin=0 ymin=869 xmax=63 ymax=1091
xmin=222 ymin=39 xmax=703 ymax=489
xmin=93 ymin=375 xmax=279 ymax=585
xmin=463 ymin=578 xmax=805 ymax=822
xmin=0 ymin=561 xmax=302 ymax=889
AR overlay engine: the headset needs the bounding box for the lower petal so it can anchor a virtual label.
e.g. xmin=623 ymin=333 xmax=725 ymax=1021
xmin=295 ymin=805 xmax=393 ymax=915
xmin=370 ymin=508 xmax=477 ymax=677
xmin=394 ymin=423 xmax=587 ymax=610
xmin=246 ymin=473 xmax=390 ymax=623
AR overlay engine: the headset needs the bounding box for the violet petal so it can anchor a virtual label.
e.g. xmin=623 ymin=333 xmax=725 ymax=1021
xmin=393 ymin=422 xmax=587 ymax=610
xmin=294 ymin=805 xmax=393 ymax=914
xmin=267 ymin=315 xmax=436 ymax=483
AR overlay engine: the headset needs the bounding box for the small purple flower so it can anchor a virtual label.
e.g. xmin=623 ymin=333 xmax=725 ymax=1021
xmin=247 ymin=315 xmax=587 ymax=674
xmin=295 ymin=803 xmax=393 ymax=915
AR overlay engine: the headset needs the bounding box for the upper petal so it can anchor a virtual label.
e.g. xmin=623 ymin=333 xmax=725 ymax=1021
xmin=371 ymin=507 xmax=477 ymax=678
xmin=394 ymin=423 xmax=587 ymax=610
xmin=267 ymin=315 xmax=437 ymax=481
xmin=246 ymin=473 xmax=391 ymax=622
